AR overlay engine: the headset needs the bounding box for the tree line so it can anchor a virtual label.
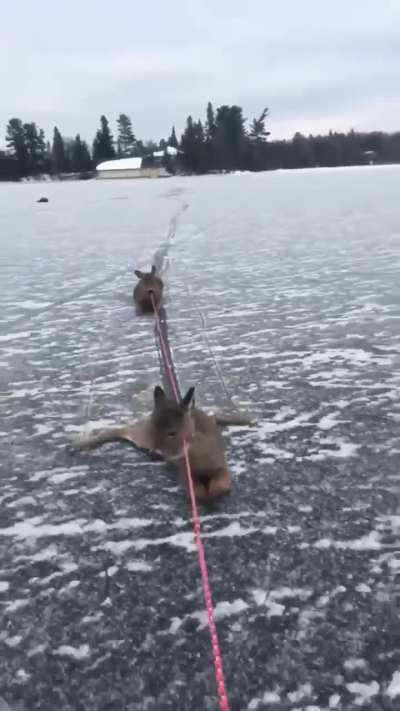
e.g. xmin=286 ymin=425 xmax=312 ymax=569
xmin=179 ymin=103 xmax=400 ymax=172
xmin=2 ymin=102 xmax=400 ymax=180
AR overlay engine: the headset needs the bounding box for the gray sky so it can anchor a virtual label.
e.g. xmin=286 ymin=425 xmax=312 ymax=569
xmin=1 ymin=0 xmax=399 ymax=148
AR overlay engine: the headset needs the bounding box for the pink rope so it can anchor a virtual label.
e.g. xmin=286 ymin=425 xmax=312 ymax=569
xmin=151 ymin=293 xmax=230 ymax=711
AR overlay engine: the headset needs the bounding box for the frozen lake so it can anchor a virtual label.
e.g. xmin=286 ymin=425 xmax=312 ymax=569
xmin=1 ymin=166 xmax=400 ymax=710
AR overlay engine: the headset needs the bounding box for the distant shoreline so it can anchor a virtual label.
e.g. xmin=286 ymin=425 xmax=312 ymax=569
xmin=1 ymin=161 xmax=400 ymax=185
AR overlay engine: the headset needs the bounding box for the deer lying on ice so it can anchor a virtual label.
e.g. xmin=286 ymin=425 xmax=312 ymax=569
xmin=73 ymin=385 xmax=254 ymax=502
xmin=133 ymin=265 xmax=163 ymax=315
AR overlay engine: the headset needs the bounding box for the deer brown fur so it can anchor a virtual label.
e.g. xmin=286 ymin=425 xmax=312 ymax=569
xmin=133 ymin=265 xmax=163 ymax=315
xmin=73 ymin=386 xmax=254 ymax=502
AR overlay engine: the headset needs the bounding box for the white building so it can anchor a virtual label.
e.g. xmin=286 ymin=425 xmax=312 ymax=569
xmin=96 ymin=157 xmax=169 ymax=180
xmin=152 ymin=146 xmax=180 ymax=159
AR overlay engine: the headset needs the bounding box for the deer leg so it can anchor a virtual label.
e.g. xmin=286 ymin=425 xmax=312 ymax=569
xmin=71 ymin=425 xmax=134 ymax=451
xmin=207 ymin=470 xmax=232 ymax=499
xmin=191 ymin=480 xmax=211 ymax=501
xmin=177 ymin=469 xmax=210 ymax=501
xmin=71 ymin=418 xmax=156 ymax=454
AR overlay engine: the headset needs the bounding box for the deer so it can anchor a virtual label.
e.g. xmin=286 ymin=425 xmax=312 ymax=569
xmin=72 ymin=385 xmax=254 ymax=502
xmin=133 ymin=265 xmax=163 ymax=315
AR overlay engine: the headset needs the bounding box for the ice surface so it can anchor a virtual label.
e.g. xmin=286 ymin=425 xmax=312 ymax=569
xmin=1 ymin=166 xmax=400 ymax=709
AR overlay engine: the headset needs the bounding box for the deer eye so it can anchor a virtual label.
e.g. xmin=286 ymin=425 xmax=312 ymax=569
xmin=167 ymin=430 xmax=177 ymax=438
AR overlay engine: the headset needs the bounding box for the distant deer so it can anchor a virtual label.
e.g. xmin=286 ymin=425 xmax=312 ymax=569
xmin=73 ymin=385 xmax=254 ymax=502
xmin=133 ymin=266 xmax=163 ymax=315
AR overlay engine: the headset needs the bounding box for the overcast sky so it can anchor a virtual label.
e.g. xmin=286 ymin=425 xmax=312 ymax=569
xmin=1 ymin=0 xmax=399 ymax=147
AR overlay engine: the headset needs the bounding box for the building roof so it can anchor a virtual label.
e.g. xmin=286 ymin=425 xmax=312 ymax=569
xmin=96 ymin=157 xmax=142 ymax=171
xmin=152 ymin=146 xmax=180 ymax=158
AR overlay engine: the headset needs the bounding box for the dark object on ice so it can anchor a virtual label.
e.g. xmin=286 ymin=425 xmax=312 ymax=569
xmin=37 ymin=197 xmax=49 ymax=203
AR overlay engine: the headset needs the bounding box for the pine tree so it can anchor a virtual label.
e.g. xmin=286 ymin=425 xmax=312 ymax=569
xmin=134 ymin=139 xmax=145 ymax=157
xmin=143 ymin=140 xmax=158 ymax=154
xmin=180 ymin=117 xmax=206 ymax=173
xmin=249 ymin=108 xmax=270 ymax=142
xmin=291 ymin=132 xmax=316 ymax=168
xmin=116 ymin=113 xmax=136 ymax=156
xmin=248 ymin=108 xmax=270 ymax=170
xmin=214 ymin=105 xmax=246 ymax=171
xmin=205 ymin=102 xmax=217 ymax=142
xmin=6 ymin=118 xmax=29 ymax=176
xmin=52 ymin=126 xmax=66 ymax=174
xmin=168 ymin=126 xmax=179 ymax=149
xmin=204 ymin=101 xmax=217 ymax=170
xmin=72 ymin=134 xmax=92 ymax=172
xmin=23 ymin=122 xmax=47 ymax=175
xmin=92 ymin=115 xmax=115 ymax=164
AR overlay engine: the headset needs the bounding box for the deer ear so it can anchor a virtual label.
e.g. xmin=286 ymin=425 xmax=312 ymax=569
xmin=181 ymin=387 xmax=195 ymax=409
xmin=154 ymin=386 xmax=166 ymax=406
xmin=134 ymin=270 xmax=143 ymax=279
xmin=151 ymin=265 xmax=156 ymax=275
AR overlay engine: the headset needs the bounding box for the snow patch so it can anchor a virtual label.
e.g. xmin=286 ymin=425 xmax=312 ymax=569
xmin=4 ymin=635 xmax=22 ymax=647
xmin=169 ymin=598 xmax=248 ymax=634
xmin=314 ymin=531 xmax=381 ymax=551
xmin=344 ymin=658 xmax=367 ymax=671
xmin=252 ymin=590 xmax=285 ymax=617
xmin=34 ymin=423 xmax=53 ymax=436
xmin=302 ymin=348 xmax=385 ymax=367
xmin=258 ymin=410 xmax=316 ymax=436
xmin=6 ymin=599 xmax=29 ymax=612
xmin=288 ymin=682 xmax=313 ymax=703
xmin=55 ymin=644 xmax=90 ymax=660
xmin=317 ymin=412 xmax=340 ymax=430
xmin=0 ymin=516 xmax=152 ymax=540
xmin=346 ymin=681 xmax=379 ymax=705
xmin=309 ymin=438 xmax=360 ymax=461
xmin=126 ymin=560 xmax=152 ymax=572
xmin=247 ymin=690 xmax=281 ymax=709
xmin=16 ymin=300 xmax=52 ymax=310
xmin=356 ymin=583 xmax=372 ymax=594
xmin=194 ymin=599 xmax=249 ymax=629
xmin=386 ymin=671 xmax=400 ymax=699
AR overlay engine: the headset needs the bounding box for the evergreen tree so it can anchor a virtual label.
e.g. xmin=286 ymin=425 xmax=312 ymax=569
xmin=116 ymin=113 xmax=136 ymax=156
xmin=5 ymin=105 xmax=400 ymax=179
xmin=312 ymin=131 xmax=342 ymax=167
xmin=23 ymin=122 xmax=47 ymax=175
xmin=92 ymin=115 xmax=115 ymax=164
xmin=6 ymin=118 xmax=29 ymax=176
xmin=291 ymin=132 xmax=316 ymax=168
xmin=249 ymin=108 xmax=270 ymax=143
xmin=63 ymin=138 xmax=74 ymax=173
xmin=52 ymin=126 xmax=67 ymax=174
xmin=214 ymin=105 xmax=246 ymax=171
xmin=43 ymin=139 xmax=53 ymax=175
xmin=134 ymin=139 xmax=145 ymax=157
xmin=143 ymin=140 xmax=158 ymax=154
xmin=204 ymin=102 xmax=217 ymax=170
xmin=205 ymin=102 xmax=217 ymax=142
xmin=248 ymin=108 xmax=270 ymax=170
xmin=168 ymin=126 xmax=179 ymax=149
xmin=72 ymin=134 xmax=92 ymax=172
xmin=180 ymin=117 xmax=206 ymax=173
